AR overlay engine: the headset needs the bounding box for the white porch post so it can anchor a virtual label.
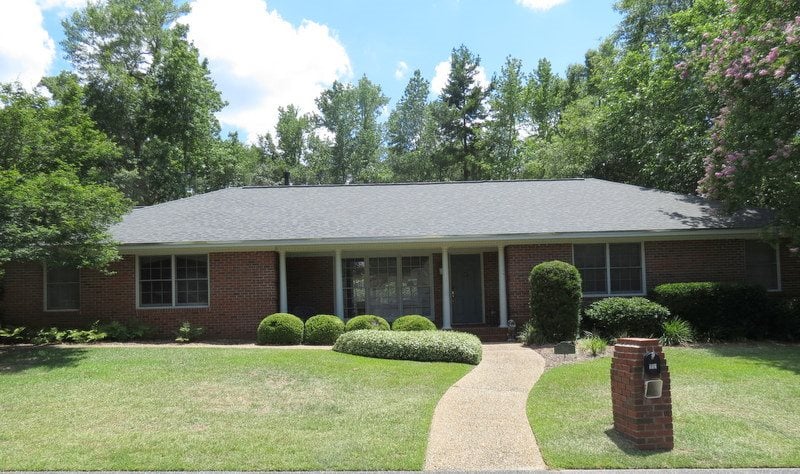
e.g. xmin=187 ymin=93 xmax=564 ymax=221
xmin=441 ymin=247 xmax=452 ymax=330
xmin=279 ymin=250 xmax=288 ymax=313
xmin=498 ymin=245 xmax=508 ymax=328
xmin=334 ymin=250 xmax=344 ymax=319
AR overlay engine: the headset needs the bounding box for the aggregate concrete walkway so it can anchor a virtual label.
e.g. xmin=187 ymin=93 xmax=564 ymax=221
xmin=424 ymin=343 xmax=547 ymax=471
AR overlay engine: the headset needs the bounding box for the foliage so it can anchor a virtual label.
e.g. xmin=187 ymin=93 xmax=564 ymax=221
xmin=174 ymin=322 xmax=204 ymax=343
xmin=652 ymin=282 xmax=771 ymax=340
xmin=26 ymin=323 xmax=108 ymax=344
xmin=391 ymin=315 xmax=437 ymax=331
xmin=303 ymin=314 xmax=345 ymax=345
xmin=0 ymin=325 xmax=27 ymax=344
xmin=577 ymin=332 xmax=608 ymax=356
xmin=98 ymin=320 xmax=152 ymax=341
xmin=529 ymin=261 xmax=583 ymax=342
xmin=768 ymin=297 xmax=800 ymax=342
xmin=517 ymin=321 xmax=547 ymax=346
xmin=256 ymin=313 xmax=304 ymax=345
xmin=30 ymin=327 xmax=67 ymax=345
xmin=484 ymin=56 xmax=526 ymax=179
xmin=344 ymin=315 xmax=390 ymax=332
xmin=333 ymin=329 xmax=482 ymax=365
xmin=386 ymin=70 xmax=436 ymax=181
xmin=584 ymin=297 xmax=670 ymax=338
xmin=660 ymin=317 xmax=695 ymax=346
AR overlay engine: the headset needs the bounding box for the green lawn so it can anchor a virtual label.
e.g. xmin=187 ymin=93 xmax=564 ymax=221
xmin=528 ymin=343 xmax=800 ymax=468
xmin=0 ymin=345 xmax=471 ymax=471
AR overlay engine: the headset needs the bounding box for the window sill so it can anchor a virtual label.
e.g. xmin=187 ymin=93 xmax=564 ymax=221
xmin=137 ymin=305 xmax=209 ymax=310
xmin=44 ymin=308 xmax=80 ymax=312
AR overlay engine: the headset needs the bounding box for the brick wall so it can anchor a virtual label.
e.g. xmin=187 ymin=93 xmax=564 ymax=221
xmin=644 ymin=239 xmax=746 ymax=288
xmin=2 ymin=251 xmax=278 ymax=340
xmin=286 ymin=256 xmax=334 ymax=319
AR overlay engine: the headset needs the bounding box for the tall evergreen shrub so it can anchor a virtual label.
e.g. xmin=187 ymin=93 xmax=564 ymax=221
xmin=529 ymin=260 xmax=582 ymax=342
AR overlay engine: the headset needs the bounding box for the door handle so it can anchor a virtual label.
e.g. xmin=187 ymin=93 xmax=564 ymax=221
xmin=450 ymin=290 xmax=455 ymax=302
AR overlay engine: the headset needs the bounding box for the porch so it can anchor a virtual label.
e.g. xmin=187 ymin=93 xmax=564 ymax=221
xmin=277 ymin=245 xmax=511 ymax=337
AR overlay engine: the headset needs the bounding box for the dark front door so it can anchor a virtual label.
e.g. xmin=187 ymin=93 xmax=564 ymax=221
xmin=450 ymin=254 xmax=484 ymax=324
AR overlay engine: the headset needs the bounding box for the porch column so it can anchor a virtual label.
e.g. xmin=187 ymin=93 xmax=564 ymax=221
xmin=278 ymin=250 xmax=288 ymax=313
xmin=334 ymin=249 xmax=344 ymax=319
xmin=498 ymin=245 xmax=508 ymax=328
xmin=441 ymin=247 xmax=452 ymax=330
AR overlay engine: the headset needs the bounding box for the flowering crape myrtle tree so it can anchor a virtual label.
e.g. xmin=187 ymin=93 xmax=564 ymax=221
xmin=687 ymin=0 xmax=800 ymax=244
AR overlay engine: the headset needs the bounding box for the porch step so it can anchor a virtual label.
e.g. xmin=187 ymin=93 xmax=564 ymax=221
xmin=452 ymin=326 xmax=511 ymax=343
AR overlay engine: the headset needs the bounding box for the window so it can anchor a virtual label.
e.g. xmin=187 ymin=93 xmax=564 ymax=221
xmin=45 ymin=267 xmax=80 ymax=310
xmin=342 ymin=255 xmax=432 ymax=320
xmin=139 ymin=255 xmax=209 ymax=307
xmin=745 ymin=241 xmax=780 ymax=291
xmin=573 ymin=243 xmax=644 ymax=295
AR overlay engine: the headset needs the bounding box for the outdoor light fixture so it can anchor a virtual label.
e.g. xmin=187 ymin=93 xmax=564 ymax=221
xmin=507 ymin=319 xmax=516 ymax=341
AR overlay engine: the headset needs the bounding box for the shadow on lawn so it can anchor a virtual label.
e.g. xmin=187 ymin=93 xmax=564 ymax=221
xmin=0 ymin=345 xmax=89 ymax=374
xmin=700 ymin=342 xmax=800 ymax=375
xmin=604 ymin=428 xmax=670 ymax=457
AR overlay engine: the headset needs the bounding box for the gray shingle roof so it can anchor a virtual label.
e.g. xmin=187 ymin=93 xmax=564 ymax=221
xmin=111 ymin=178 xmax=772 ymax=246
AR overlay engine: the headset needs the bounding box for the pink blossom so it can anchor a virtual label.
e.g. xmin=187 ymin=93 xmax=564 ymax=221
xmin=744 ymin=72 xmax=754 ymax=80
xmin=759 ymin=69 xmax=770 ymax=76
xmin=766 ymin=47 xmax=779 ymax=63
xmin=774 ymin=67 xmax=786 ymax=79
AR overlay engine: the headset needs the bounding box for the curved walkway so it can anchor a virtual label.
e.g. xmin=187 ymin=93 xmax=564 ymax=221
xmin=424 ymin=342 xmax=547 ymax=471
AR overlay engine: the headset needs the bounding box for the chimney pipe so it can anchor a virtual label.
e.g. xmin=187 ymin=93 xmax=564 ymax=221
xmin=283 ymin=171 xmax=290 ymax=186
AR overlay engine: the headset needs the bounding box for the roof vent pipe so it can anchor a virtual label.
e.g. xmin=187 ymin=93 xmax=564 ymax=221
xmin=283 ymin=171 xmax=290 ymax=186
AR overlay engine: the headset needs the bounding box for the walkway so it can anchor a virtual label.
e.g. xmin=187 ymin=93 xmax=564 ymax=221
xmin=424 ymin=342 xmax=547 ymax=471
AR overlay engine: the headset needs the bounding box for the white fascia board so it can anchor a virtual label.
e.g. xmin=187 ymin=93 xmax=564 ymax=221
xmin=117 ymin=228 xmax=765 ymax=254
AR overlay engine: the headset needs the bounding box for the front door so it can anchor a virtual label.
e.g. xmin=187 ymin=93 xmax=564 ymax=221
xmin=450 ymin=254 xmax=484 ymax=324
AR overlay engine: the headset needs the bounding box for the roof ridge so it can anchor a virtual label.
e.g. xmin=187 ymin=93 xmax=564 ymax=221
xmin=241 ymin=178 xmax=587 ymax=189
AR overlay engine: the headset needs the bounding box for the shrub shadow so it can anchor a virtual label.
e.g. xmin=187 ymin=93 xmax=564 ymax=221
xmin=0 ymin=345 xmax=89 ymax=374
xmin=699 ymin=342 xmax=800 ymax=375
xmin=604 ymin=428 xmax=670 ymax=457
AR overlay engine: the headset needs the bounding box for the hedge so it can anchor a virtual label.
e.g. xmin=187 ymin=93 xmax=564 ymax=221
xmin=345 ymin=315 xmax=390 ymax=332
xmin=391 ymin=315 xmax=436 ymax=331
xmin=584 ymin=297 xmax=670 ymax=338
xmin=257 ymin=313 xmax=304 ymax=345
xmin=651 ymin=282 xmax=770 ymax=340
xmin=304 ymin=314 xmax=345 ymax=345
xmin=529 ymin=260 xmax=582 ymax=342
xmin=333 ymin=330 xmax=482 ymax=365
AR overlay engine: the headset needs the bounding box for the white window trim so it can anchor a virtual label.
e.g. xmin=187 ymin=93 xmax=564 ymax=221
xmin=340 ymin=253 xmax=435 ymax=321
xmin=744 ymin=241 xmax=782 ymax=292
xmin=572 ymin=243 xmax=647 ymax=297
xmin=136 ymin=254 xmax=211 ymax=309
xmin=43 ymin=264 xmax=80 ymax=312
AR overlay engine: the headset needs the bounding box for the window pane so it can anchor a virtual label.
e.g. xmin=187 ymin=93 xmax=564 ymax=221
xmin=46 ymin=267 xmax=79 ymax=310
xmin=610 ymin=243 xmax=642 ymax=293
xmin=343 ymin=258 xmax=366 ymax=318
xmin=401 ymin=256 xmax=432 ymax=317
xmin=140 ymin=256 xmax=173 ymax=306
xmin=368 ymin=257 xmax=399 ymax=318
xmin=176 ymin=255 xmax=208 ymax=305
xmin=745 ymin=241 xmax=778 ymax=290
xmin=574 ymin=244 xmax=607 ymax=294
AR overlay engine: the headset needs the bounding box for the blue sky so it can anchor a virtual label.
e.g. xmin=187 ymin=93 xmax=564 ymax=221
xmin=0 ymin=0 xmax=621 ymax=141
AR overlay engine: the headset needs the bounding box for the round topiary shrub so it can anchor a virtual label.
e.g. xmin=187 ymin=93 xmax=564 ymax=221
xmin=529 ymin=260 xmax=582 ymax=342
xmin=304 ymin=314 xmax=345 ymax=345
xmin=345 ymin=315 xmax=390 ymax=332
xmin=392 ymin=315 xmax=436 ymax=331
xmin=585 ymin=297 xmax=670 ymax=338
xmin=257 ymin=313 xmax=304 ymax=345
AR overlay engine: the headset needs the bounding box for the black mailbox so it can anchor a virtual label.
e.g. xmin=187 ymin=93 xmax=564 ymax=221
xmin=644 ymin=351 xmax=661 ymax=376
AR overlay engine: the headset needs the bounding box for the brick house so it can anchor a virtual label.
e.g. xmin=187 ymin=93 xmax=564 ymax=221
xmin=2 ymin=179 xmax=798 ymax=340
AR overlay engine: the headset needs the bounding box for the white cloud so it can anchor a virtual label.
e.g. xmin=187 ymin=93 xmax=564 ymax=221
xmin=183 ymin=0 xmax=351 ymax=142
xmin=394 ymin=60 xmax=408 ymax=80
xmin=430 ymin=60 xmax=490 ymax=95
xmin=0 ymin=0 xmax=55 ymax=89
xmin=37 ymin=0 xmax=87 ymax=10
xmin=515 ymin=0 xmax=569 ymax=11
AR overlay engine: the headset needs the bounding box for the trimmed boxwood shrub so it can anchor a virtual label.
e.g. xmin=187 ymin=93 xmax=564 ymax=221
xmin=392 ymin=315 xmax=436 ymax=331
xmin=584 ymin=297 xmax=670 ymax=338
xmin=529 ymin=260 xmax=582 ymax=342
xmin=304 ymin=314 xmax=345 ymax=345
xmin=652 ymin=282 xmax=770 ymax=340
xmin=333 ymin=330 xmax=482 ymax=365
xmin=257 ymin=313 xmax=304 ymax=345
xmin=345 ymin=315 xmax=390 ymax=332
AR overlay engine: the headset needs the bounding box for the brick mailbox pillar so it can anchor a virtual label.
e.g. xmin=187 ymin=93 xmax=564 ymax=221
xmin=611 ymin=337 xmax=673 ymax=450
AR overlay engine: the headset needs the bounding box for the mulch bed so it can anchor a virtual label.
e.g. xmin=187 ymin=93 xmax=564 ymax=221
xmin=532 ymin=343 xmax=614 ymax=369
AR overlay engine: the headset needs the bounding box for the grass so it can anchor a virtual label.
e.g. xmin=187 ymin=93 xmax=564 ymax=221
xmin=527 ymin=343 xmax=800 ymax=468
xmin=0 ymin=345 xmax=471 ymax=471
